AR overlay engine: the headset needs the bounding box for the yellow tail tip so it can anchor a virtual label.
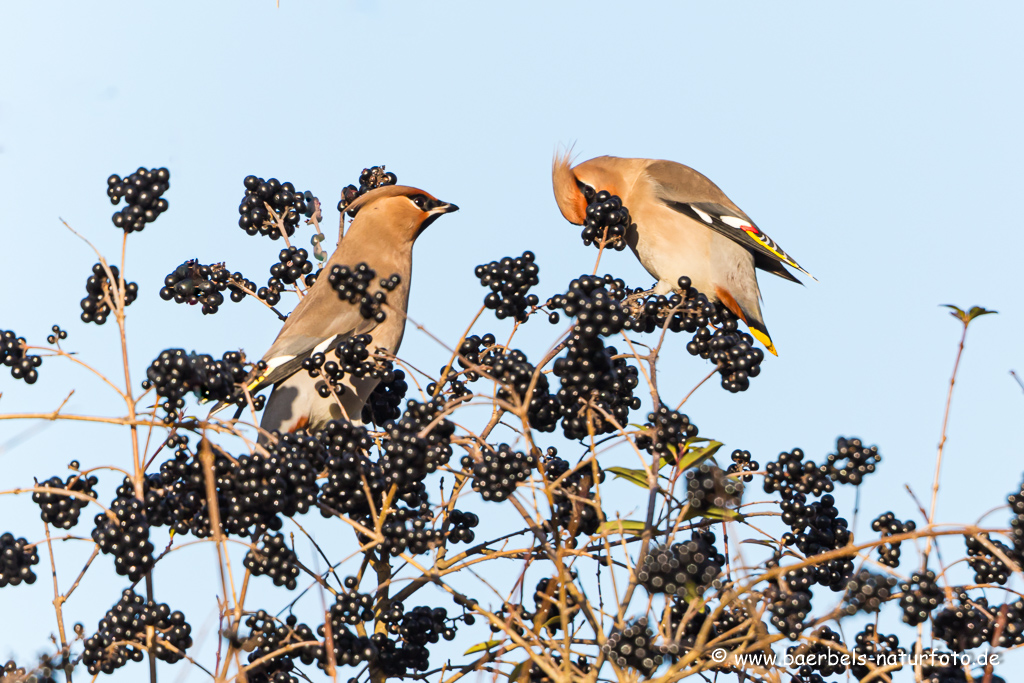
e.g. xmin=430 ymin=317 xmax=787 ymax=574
xmin=749 ymin=328 xmax=778 ymax=356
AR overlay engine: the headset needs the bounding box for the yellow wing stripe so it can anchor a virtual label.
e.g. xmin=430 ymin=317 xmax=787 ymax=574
xmin=742 ymin=226 xmax=816 ymax=281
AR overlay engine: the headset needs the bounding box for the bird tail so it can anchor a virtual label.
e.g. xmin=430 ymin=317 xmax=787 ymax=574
xmin=714 ymin=284 xmax=778 ymax=356
xmin=745 ymin=320 xmax=778 ymax=357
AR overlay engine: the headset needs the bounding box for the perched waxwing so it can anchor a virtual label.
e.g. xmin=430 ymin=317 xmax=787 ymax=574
xmin=220 ymin=185 xmax=457 ymax=441
xmin=552 ymin=153 xmax=813 ymax=355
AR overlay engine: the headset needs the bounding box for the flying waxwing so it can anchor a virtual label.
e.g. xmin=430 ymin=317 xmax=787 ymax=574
xmin=223 ymin=185 xmax=457 ymax=441
xmin=552 ymin=154 xmax=813 ymax=355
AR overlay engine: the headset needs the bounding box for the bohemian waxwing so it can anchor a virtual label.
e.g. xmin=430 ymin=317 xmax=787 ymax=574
xmin=552 ymin=153 xmax=813 ymax=355
xmin=218 ymin=185 xmax=457 ymax=441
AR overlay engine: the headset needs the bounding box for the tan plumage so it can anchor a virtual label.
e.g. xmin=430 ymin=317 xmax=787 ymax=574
xmin=233 ymin=185 xmax=457 ymax=441
xmin=552 ymin=153 xmax=813 ymax=355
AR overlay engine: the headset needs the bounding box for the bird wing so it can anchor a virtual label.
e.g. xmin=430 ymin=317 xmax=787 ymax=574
xmin=204 ymin=285 xmax=380 ymax=415
xmin=660 ymin=198 xmax=816 ymax=281
xmin=250 ymin=290 xmax=380 ymax=394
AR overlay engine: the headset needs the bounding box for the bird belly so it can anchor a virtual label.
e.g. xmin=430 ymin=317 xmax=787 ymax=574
xmin=633 ymin=207 xmax=714 ymax=297
xmin=259 ymin=371 xmax=380 ymax=444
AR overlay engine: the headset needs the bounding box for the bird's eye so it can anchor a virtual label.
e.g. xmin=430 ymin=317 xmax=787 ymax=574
xmin=411 ymin=195 xmax=428 ymax=210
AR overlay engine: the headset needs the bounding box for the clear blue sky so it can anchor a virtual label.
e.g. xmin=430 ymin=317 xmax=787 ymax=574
xmin=1 ymin=2 xmax=1023 ymax=679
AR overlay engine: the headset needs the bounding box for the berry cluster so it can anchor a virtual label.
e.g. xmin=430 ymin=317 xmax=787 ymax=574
xmin=933 ymin=594 xmax=1024 ymax=651
xmin=899 ymin=570 xmax=944 ymax=625
xmin=762 ymin=448 xmax=834 ymax=499
xmin=91 ymin=496 xmax=155 ymax=581
xmin=871 ymin=512 xmax=915 ymax=568
xmin=146 ymin=438 xmax=239 ymax=536
xmin=627 ymin=277 xmax=708 ymax=334
xmin=765 ymin=584 xmax=813 ymax=640
xmin=318 ymin=616 xmax=376 ymax=670
xmin=580 ymin=189 xmax=631 ymax=251
xmin=602 ymin=618 xmax=662 ymax=676
xmin=932 ymin=595 xmax=997 ymax=652
xmin=476 ymin=251 xmax=540 ymax=322
xmin=826 ymin=437 xmax=881 ymax=485
xmin=727 ymin=449 xmax=759 ymax=482
xmin=547 ymin=274 xmax=628 ymax=336
xmin=661 ymin=599 xmax=754 ymax=664
xmin=456 ymin=333 xmax=498 ymax=381
xmin=686 ymin=315 xmax=763 ymax=393
xmin=637 ymin=531 xmax=725 ymax=595
xmin=328 ymin=263 xmax=400 ymax=322
xmin=964 ymin=533 xmax=1015 ymax=585
xmin=238 ymin=175 xmax=317 ymax=239
xmin=138 ymin=433 xmax=319 ymax=537
xmin=635 ymin=406 xmax=699 ymax=462
xmin=270 ymin=246 xmax=315 ymax=288
xmin=332 ymin=334 xmax=393 ymax=380
xmin=841 ymin=570 xmax=898 ymax=615
xmin=371 ymin=602 xmax=455 ymax=675
xmin=390 ymin=518 xmax=441 ymax=557
xmin=80 ymin=263 xmax=138 ymax=324
xmin=82 ymin=589 xmax=192 ymax=674
xmin=489 ymin=348 xmax=561 ymax=432
xmin=33 ymin=473 xmax=98 ymax=529
xmin=850 ymin=625 xmax=905 ymax=680
xmin=143 ymin=348 xmax=260 ymax=420
xmin=786 ymin=626 xmax=847 ymax=677
xmin=337 ymin=165 xmax=398 ymax=216
xmin=160 ymin=260 xmax=254 ymax=314
xmin=446 ymin=509 xmax=480 ymax=544
xmin=317 ymin=416 xmax=446 ymax=558
xmin=244 ymin=533 xmax=300 ymax=590
xmin=371 ymin=632 xmax=430 ymax=677
xmin=225 ymin=438 xmax=321 ymax=533
xmin=317 ymin=420 xmax=384 ymax=519
xmin=319 ymin=602 xmax=376 ymax=667
xmin=45 ymin=324 xmax=67 ymax=345
xmin=362 ymin=369 xmax=408 ymax=425
xmin=107 ymin=167 xmax=170 ymax=233
xmin=242 ymin=611 xmax=322 ymax=682
xmin=553 ymin=335 xmax=640 ymax=440
xmin=385 ymin=398 xmax=456 ymax=478
xmin=332 ymin=576 xmax=374 ymax=625
xmin=685 ymin=463 xmax=743 ymax=511
xmin=462 ymin=444 xmax=537 ymax=502
xmin=779 ymin=493 xmax=853 ymax=590
xmin=399 ymin=606 xmax=457 ymax=645
xmin=0 ymin=533 xmax=39 ymax=588
xmin=0 ymin=330 xmax=41 ymax=384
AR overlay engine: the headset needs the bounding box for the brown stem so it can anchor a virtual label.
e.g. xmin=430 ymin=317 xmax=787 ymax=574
xmin=923 ymin=321 xmax=970 ymax=568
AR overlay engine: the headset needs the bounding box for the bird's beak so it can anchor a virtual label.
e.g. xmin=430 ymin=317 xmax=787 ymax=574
xmin=431 ymin=202 xmax=459 ymax=214
xmin=418 ymin=201 xmax=459 ymax=235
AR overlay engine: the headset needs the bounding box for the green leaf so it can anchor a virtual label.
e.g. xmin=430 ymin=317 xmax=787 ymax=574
xmin=682 ymin=506 xmax=743 ymax=522
xmin=676 ymin=440 xmax=723 ymax=470
xmin=942 ymin=304 xmax=997 ymax=325
xmin=464 ymin=640 xmax=504 ymax=655
xmin=599 ymin=519 xmax=647 ymax=535
xmin=607 ymin=466 xmax=651 ymax=488
xmin=740 ymin=539 xmax=777 ymax=548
